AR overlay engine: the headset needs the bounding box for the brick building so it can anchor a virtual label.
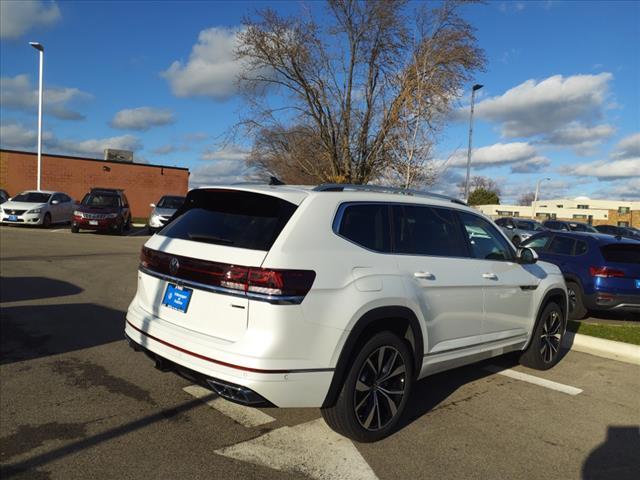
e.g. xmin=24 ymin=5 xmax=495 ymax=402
xmin=0 ymin=149 xmax=189 ymax=218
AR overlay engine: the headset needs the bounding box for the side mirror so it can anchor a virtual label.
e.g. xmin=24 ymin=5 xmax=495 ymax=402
xmin=150 ymin=203 xmax=156 ymax=208
xmin=517 ymin=247 xmax=538 ymax=265
xmin=51 ymin=200 xmax=60 ymax=205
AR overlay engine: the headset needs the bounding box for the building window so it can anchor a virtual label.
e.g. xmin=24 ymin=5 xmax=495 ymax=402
xmin=536 ymin=213 xmax=551 ymax=219
xmin=497 ymin=210 xmax=513 ymax=216
xmin=618 ymin=221 xmax=630 ymax=227
xmin=556 ymin=204 xmax=563 ymax=208
xmin=514 ymin=212 xmax=519 ymax=217
xmin=577 ymin=204 xmax=589 ymax=209
xmin=618 ymin=207 xmax=630 ymax=214
xmin=573 ymin=214 xmax=587 ymax=220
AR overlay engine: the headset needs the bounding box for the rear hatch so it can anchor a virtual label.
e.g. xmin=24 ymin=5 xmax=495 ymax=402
xmin=593 ymin=243 xmax=640 ymax=295
xmin=136 ymin=188 xmax=307 ymax=342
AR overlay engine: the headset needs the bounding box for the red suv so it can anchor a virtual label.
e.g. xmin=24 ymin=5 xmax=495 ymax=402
xmin=72 ymin=188 xmax=131 ymax=234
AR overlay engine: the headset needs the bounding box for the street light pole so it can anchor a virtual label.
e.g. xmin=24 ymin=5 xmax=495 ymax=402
xmin=532 ymin=177 xmax=551 ymax=220
xmin=30 ymin=42 xmax=44 ymax=191
xmin=464 ymin=83 xmax=483 ymax=202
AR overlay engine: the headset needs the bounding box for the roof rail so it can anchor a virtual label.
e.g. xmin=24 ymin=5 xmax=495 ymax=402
xmin=313 ymin=184 xmax=467 ymax=206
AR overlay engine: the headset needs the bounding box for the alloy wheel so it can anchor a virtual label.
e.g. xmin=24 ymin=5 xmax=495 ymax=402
xmin=354 ymin=346 xmax=406 ymax=431
xmin=540 ymin=310 xmax=562 ymax=363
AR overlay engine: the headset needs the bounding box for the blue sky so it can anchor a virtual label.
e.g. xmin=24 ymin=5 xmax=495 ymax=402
xmin=1 ymin=0 xmax=638 ymax=202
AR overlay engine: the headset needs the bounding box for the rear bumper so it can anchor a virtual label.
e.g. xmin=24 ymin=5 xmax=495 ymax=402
xmin=584 ymin=291 xmax=640 ymax=312
xmin=125 ymin=303 xmax=334 ymax=408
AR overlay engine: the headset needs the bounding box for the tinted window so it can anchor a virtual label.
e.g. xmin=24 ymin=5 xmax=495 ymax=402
xmin=459 ymin=212 xmax=513 ymax=261
xmin=523 ymin=234 xmax=550 ymax=251
xmin=547 ymin=236 xmax=575 ymax=255
xmin=575 ymin=240 xmax=588 ymax=255
xmin=82 ymin=193 xmax=120 ymax=207
xmin=162 ymin=189 xmax=297 ymax=251
xmin=12 ymin=192 xmax=51 ymax=203
xmin=392 ymin=205 xmax=468 ymax=257
xmin=51 ymin=193 xmax=64 ymax=203
xmin=515 ymin=220 xmax=544 ymax=231
xmin=600 ymin=244 xmax=640 ymax=264
xmin=338 ymin=204 xmax=390 ymax=253
xmin=158 ymin=196 xmax=185 ymax=209
xmin=495 ymin=218 xmax=506 ymax=226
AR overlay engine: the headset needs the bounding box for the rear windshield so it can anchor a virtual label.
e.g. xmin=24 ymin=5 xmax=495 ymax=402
xmin=157 ymin=196 xmax=185 ymax=209
xmin=600 ymin=244 xmax=640 ymax=264
xmin=12 ymin=192 xmax=51 ymax=203
xmin=82 ymin=193 xmax=120 ymax=207
xmin=160 ymin=189 xmax=297 ymax=250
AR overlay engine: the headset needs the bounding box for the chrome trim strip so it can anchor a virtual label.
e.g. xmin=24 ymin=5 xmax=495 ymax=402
xmin=139 ymin=266 xmax=306 ymax=305
xmin=424 ymin=333 xmax=527 ymax=357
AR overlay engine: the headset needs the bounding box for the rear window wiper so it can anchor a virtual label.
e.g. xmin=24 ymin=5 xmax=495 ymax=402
xmin=187 ymin=233 xmax=234 ymax=245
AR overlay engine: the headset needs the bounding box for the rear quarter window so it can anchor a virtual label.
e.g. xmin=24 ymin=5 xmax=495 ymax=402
xmin=600 ymin=244 xmax=640 ymax=264
xmin=161 ymin=189 xmax=297 ymax=251
xmin=337 ymin=204 xmax=391 ymax=253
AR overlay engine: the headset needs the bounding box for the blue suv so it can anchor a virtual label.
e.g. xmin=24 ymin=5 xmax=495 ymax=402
xmin=522 ymin=231 xmax=640 ymax=319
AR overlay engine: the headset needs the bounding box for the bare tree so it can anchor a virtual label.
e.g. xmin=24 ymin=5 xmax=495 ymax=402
xmin=457 ymin=175 xmax=501 ymax=197
xmin=518 ymin=191 xmax=536 ymax=206
xmin=236 ymin=0 xmax=485 ymax=185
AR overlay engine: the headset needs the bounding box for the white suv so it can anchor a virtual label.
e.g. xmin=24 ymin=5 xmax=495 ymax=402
xmin=125 ymin=184 xmax=568 ymax=442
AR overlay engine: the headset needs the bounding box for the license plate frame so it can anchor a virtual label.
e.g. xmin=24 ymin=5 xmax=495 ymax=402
xmin=162 ymin=283 xmax=193 ymax=313
xmin=89 ymin=220 xmax=98 ymax=226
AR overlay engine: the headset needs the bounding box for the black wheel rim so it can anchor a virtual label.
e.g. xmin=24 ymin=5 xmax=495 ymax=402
xmin=354 ymin=346 xmax=406 ymax=432
xmin=540 ymin=310 xmax=562 ymax=363
xmin=568 ymin=287 xmax=577 ymax=313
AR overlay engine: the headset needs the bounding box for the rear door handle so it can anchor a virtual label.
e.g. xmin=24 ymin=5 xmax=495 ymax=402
xmin=414 ymin=272 xmax=435 ymax=280
xmin=482 ymin=273 xmax=498 ymax=280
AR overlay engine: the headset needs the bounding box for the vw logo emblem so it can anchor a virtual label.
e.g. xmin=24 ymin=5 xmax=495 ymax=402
xmin=169 ymin=257 xmax=180 ymax=275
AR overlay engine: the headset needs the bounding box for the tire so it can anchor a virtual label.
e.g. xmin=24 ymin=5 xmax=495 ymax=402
xmin=321 ymin=331 xmax=414 ymax=442
xmin=42 ymin=213 xmax=51 ymax=228
xmin=115 ymin=220 xmax=124 ymax=235
xmin=520 ymin=302 xmax=564 ymax=370
xmin=512 ymin=236 xmax=521 ymax=247
xmin=71 ymin=225 xmax=79 ymax=233
xmin=567 ymin=281 xmax=587 ymax=320
xmin=147 ymin=226 xmax=154 ymax=235
xmin=125 ymin=217 xmax=132 ymax=230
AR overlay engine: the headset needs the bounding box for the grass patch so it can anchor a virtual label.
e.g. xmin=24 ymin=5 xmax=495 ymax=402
xmin=568 ymin=320 xmax=640 ymax=346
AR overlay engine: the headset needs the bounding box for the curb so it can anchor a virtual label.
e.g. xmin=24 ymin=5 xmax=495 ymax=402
xmin=562 ymin=331 xmax=640 ymax=365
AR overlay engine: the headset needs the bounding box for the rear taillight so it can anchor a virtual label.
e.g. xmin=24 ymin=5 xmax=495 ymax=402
xmin=140 ymin=247 xmax=316 ymax=301
xmin=589 ymin=266 xmax=625 ymax=278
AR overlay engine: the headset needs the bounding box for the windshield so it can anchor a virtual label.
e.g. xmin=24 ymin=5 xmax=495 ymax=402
xmin=515 ymin=220 xmax=544 ymax=231
xmin=12 ymin=192 xmax=51 ymax=203
xmin=157 ymin=196 xmax=185 ymax=209
xmin=82 ymin=193 xmax=120 ymax=207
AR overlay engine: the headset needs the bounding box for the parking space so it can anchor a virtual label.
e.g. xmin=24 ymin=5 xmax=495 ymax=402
xmin=1 ymin=226 xmax=638 ymax=479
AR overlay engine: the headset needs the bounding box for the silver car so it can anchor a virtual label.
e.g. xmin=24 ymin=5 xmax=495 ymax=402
xmin=147 ymin=195 xmax=185 ymax=233
xmin=0 ymin=190 xmax=74 ymax=227
xmin=495 ymin=217 xmax=546 ymax=246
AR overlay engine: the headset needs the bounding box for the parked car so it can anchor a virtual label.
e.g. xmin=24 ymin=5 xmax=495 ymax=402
xmin=594 ymin=224 xmax=640 ymax=241
xmin=543 ymin=220 xmax=598 ymax=233
xmin=495 ymin=217 xmax=546 ymax=246
xmin=522 ymin=231 xmax=640 ymax=320
xmin=0 ymin=190 xmax=74 ymax=227
xmin=147 ymin=195 xmax=185 ymax=234
xmin=126 ymin=184 xmax=568 ymax=442
xmin=0 ymin=189 xmax=9 ymax=204
xmin=72 ymin=188 xmax=131 ymax=234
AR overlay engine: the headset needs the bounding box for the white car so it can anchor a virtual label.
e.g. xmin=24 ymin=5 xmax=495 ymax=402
xmin=147 ymin=195 xmax=185 ymax=233
xmin=0 ymin=190 xmax=74 ymax=227
xmin=126 ymin=184 xmax=568 ymax=442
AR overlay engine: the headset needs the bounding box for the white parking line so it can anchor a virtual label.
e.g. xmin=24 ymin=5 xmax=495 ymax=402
xmin=183 ymin=385 xmax=276 ymax=428
xmin=484 ymin=366 xmax=583 ymax=395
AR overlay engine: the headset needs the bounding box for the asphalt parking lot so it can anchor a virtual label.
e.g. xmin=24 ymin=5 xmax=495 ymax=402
xmin=1 ymin=225 xmax=638 ymax=480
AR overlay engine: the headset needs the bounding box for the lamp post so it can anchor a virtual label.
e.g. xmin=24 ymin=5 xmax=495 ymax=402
xmin=532 ymin=177 xmax=551 ymax=220
xmin=464 ymin=83 xmax=483 ymax=202
xmin=29 ymin=41 xmax=44 ymax=191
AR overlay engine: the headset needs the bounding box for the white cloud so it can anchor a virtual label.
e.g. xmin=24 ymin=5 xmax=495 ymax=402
xmin=201 ymin=144 xmax=249 ymax=161
xmin=446 ymin=142 xmax=549 ymax=173
xmin=0 ymin=121 xmax=54 ymax=149
xmin=56 ymin=135 xmax=142 ymax=157
xmin=510 ymin=156 xmax=551 ymax=173
xmin=592 ymin=178 xmax=640 ymax=200
xmin=0 ymin=1 xmax=61 ymax=39
xmin=163 ymin=27 xmax=246 ymax=99
xmin=542 ymin=123 xmax=616 ymax=155
xmin=612 ymin=132 xmax=640 ymax=160
xmin=151 ymin=144 xmax=188 ymax=155
xmin=111 ymin=106 xmax=174 ymax=131
xmin=0 ymin=74 xmax=91 ymax=120
xmin=562 ymin=158 xmax=640 ymax=180
xmin=190 ymin=161 xmax=251 ymax=187
xmin=471 ymin=73 xmax=613 ymax=138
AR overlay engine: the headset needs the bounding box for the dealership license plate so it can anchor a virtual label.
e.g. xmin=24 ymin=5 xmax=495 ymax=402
xmin=89 ymin=220 xmax=98 ymax=225
xmin=162 ymin=283 xmax=192 ymax=313
xmin=8 ymin=215 xmax=17 ymax=221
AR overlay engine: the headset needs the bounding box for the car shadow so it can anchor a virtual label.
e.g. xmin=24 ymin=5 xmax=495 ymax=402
xmin=0 ymin=303 xmax=125 ymax=365
xmin=582 ymin=426 xmax=640 ymax=479
xmin=0 ymin=276 xmax=83 ymax=303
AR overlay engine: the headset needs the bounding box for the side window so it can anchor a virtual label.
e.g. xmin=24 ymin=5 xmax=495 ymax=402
xmin=547 ymin=236 xmax=576 ymax=255
xmin=575 ymin=240 xmax=588 ymax=256
xmin=51 ymin=193 xmax=63 ymax=203
xmin=392 ymin=205 xmax=468 ymax=257
xmin=61 ymin=194 xmax=71 ymax=203
xmin=458 ymin=212 xmax=514 ymax=261
xmin=495 ymin=218 xmax=505 ymax=227
xmin=523 ymin=234 xmax=550 ymax=251
xmin=337 ymin=204 xmax=391 ymax=253
xmin=122 ymin=194 xmax=129 ymax=208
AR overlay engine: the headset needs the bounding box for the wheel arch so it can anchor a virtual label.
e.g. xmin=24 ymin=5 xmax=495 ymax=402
xmin=523 ymin=287 xmax=567 ymax=351
xmin=322 ymin=305 xmax=423 ymax=408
